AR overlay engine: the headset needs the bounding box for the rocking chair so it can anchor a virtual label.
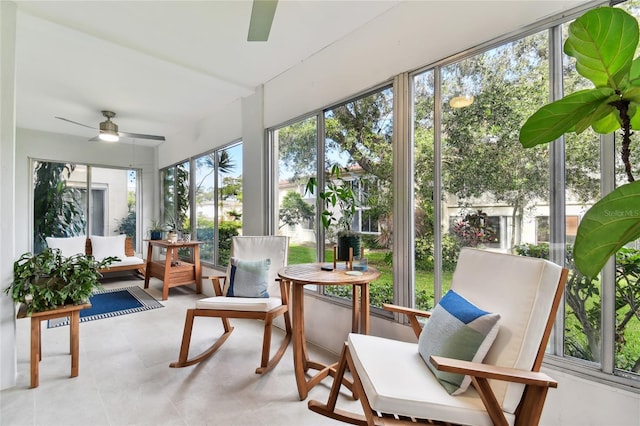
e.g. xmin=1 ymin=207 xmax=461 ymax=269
xmin=309 ymin=247 xmax=568 ymax=426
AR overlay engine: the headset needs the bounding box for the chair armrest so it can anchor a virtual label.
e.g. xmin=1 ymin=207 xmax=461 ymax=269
xmin=204 ymin=275 xmax=227 ymax=297
xmin=430 ymin=356 xmax=558 ymax=388
xmin=383 ymin=303 xmax=431 ymax=339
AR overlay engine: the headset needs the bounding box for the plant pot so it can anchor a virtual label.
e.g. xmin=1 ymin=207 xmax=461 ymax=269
xmin=150 ymin=230 xmax=163 ymax=240
xmin=168 ymin=231 xmax=178 ymax=243
xmin=337 ymin=234 xmax=361 ymax=261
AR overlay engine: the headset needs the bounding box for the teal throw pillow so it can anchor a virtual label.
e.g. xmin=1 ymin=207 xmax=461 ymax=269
xmin=418 ymin=289 xmax=500 ymax=395
xmin=227 ymin=257 xmax=271 ymax=298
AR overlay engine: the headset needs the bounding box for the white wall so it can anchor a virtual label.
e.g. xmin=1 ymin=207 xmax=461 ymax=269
xmin=158 ymin=100 xmax=242 ymax=169
xmin=0 ymin=0 xmax=18 ymax=391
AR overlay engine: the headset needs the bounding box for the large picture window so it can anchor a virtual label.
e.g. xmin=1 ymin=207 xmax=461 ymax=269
xmin=266 ymin=1 xmax=640 ymax=388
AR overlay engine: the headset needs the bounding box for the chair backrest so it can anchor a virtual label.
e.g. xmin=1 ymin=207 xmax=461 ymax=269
xmin=450 ymin=248 xmax=564 ymax=415
xmin=227 ymin=236 xmax=289 ymax=298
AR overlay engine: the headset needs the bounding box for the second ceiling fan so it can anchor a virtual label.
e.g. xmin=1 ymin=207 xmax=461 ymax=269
xmin=55 ymin=110 xmax=165 ymax=142
xmin=247 ymin=0 xmax=278 ymax=42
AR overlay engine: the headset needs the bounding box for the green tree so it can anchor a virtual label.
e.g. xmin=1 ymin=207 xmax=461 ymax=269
xmin=279 ymin=191 xmax=315 ymax=229
xmin=33 ymin=161 xmax=86 ymax=253
xmin=221 ymin=176 xmax=242 ymax=201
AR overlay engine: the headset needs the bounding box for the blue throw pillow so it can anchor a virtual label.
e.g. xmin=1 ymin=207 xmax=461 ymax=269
xmin=418 ymin=289 xmax=500 ymax=395
xmin=227 ymin=258 xmax=271 ymax=298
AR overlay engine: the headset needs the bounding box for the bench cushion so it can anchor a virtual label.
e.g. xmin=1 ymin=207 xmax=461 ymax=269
xmin=107 ymin=256 xmax=145 ymax=268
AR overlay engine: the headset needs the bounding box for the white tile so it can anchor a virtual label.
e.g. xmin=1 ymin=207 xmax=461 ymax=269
xmin=1 ymin=278 xmax=350 ymax=425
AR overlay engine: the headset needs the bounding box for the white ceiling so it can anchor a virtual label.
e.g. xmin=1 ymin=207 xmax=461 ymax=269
xmin=12 ymin=0 xmax=593 ymax=147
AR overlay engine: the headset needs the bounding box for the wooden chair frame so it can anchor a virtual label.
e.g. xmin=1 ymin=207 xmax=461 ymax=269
xmin=309 ymin=268 xmax=568 ymax=426
xmin=170 ymin=239 xmax=292 ymax=374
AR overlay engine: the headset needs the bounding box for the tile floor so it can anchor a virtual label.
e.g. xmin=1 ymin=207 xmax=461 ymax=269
xmin=1 ymin=277 xmax=362 ymax=425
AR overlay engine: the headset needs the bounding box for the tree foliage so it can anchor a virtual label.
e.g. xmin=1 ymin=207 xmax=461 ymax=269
xmin=279 ymin=191 xmax=314 ymax=229
xmin=33 ymin=161 xmax=86 ymax=253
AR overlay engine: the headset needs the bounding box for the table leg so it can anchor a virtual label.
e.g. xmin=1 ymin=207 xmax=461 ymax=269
xmin=351 ymin=285 xmax=360 ymax=333
xmin=144 ymin=242 xmax=153 ymax=289
xmin=361 ymin=283 xmax=370 ymax=335
xmin=193 ymin=244 xmax=202 ymax=294
xmin=292 ymin=281 xmax=309 ymax=400
xmin=70 ymin=311 xmax=79 ymax=377
xmin=162 ymin=246 xmax=173 ymax=300
xmin=30 ymin=318 xmax=40 ymax=388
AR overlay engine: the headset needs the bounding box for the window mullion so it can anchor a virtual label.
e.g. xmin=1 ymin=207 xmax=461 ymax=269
xmin=600 ymin=131 xmax=616 ymax=374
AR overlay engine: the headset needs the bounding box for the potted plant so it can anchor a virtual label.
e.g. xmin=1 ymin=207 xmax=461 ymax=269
xmin=4 ymin=248 xmax=116 ymax=314
xmin=519 ymin=6 xmax=640 ymax=277
xmin=306 ymin=164 xmax=362 ymax=260
xmin=149 ymin=219 xmax=164 ymax=240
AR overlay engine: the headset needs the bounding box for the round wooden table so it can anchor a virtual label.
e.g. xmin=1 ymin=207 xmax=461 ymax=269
xmin=278 ymin=263 xmax=380 ymax=400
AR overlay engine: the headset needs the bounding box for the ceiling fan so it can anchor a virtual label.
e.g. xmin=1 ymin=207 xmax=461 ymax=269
xmin=55 ymin=110 xmax=166 ymax=142
xmin=247 ymin=0 xmax=278 ymax=42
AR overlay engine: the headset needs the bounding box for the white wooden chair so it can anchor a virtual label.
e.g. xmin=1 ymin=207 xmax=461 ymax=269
xmin=309 ymin=247 xmax=568 ymax=426
xmin=170 ymin=236 xmax=291 ymax=374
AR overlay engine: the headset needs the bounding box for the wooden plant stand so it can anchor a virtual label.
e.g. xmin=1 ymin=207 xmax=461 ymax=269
xmin=17 ymin=302 xmax=91 ymax=388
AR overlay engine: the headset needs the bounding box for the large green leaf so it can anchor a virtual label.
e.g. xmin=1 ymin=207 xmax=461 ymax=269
xmin=574 ymin=181 xmax=640 ymax=277
xmin=565 ymin=7 xmax=638 ymax=88
xmin=519 ymin=88 xmax=615 ymax=148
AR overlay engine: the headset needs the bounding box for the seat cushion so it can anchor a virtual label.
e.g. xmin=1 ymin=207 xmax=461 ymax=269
xmin=107 ymin=256 xmax=144 ymax=267
xmin=418 ymin=289 xmax=500 ymax=395
xmin=348 ymin=333 xmax=514 ymax=426
xmin=227 ymin=257 xmax=271 ymax=298
xmin=196 ymin=296 xmax=282 ymax=312
xmin=45 ymin=235 xmax=86 ymax=258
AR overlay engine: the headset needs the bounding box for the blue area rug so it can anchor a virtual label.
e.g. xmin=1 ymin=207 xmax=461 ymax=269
xmin=47 ymin=286 xmax=163 ymax=328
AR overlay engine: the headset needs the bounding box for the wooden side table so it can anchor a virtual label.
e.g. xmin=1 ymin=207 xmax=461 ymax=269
xmin=144 ymin=240 xmax=202 ymax=300
xmin=17 ymin=302 xmax=91 ymax=388
xmin=277 ymin=263 xmax=381 ymax=400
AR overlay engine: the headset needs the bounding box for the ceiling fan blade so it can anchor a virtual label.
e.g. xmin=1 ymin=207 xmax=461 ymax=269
xmin=248 ymin=0 xmax=278 ymax=42
xmin=118 ymin=131 xmax=166 ymax=141
xmin=55 ymin=116 xmax=97 ymax=130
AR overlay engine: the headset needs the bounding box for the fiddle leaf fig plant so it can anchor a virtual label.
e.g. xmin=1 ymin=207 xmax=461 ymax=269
xmin=519 ymin=6 xmax=640 ymax=277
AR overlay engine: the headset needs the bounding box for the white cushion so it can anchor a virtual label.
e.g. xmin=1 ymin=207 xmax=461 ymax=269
xmin=45 ymin=236 xmax=86 ymax=258
xmin=348 ymin=333 xmax=512 ymax=426
xmin=108 ymin=256 xmax=144 ymax=267
xmin=196 ymin=296 xmax=282 ymax=312
xmin=226 ymin=236 xmax=289 ymax=298
xmin=449 ymin=248 xmax=563 ymax=414
xmin=90 ymin=234 xmax=126 ymax=261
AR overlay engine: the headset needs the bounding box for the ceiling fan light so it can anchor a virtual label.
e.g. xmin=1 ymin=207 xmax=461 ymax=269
xmin=99 ymin=130 xmax=119 ymax=142
xmin=99 ymin=115 xmax=119 ymax=142
xmin=449 ymin=95 xmax=474 ymax=108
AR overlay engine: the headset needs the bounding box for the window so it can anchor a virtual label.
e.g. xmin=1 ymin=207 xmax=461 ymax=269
xmin=32 ymin=161 xmax=139 ymax=251
xmin=267 ymin=1 xmax=640 ymax=387
xmin=163 ymin=142 xmax=242 ymax=268
xmin=274 ymin=116 xmax=318 ymax=265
